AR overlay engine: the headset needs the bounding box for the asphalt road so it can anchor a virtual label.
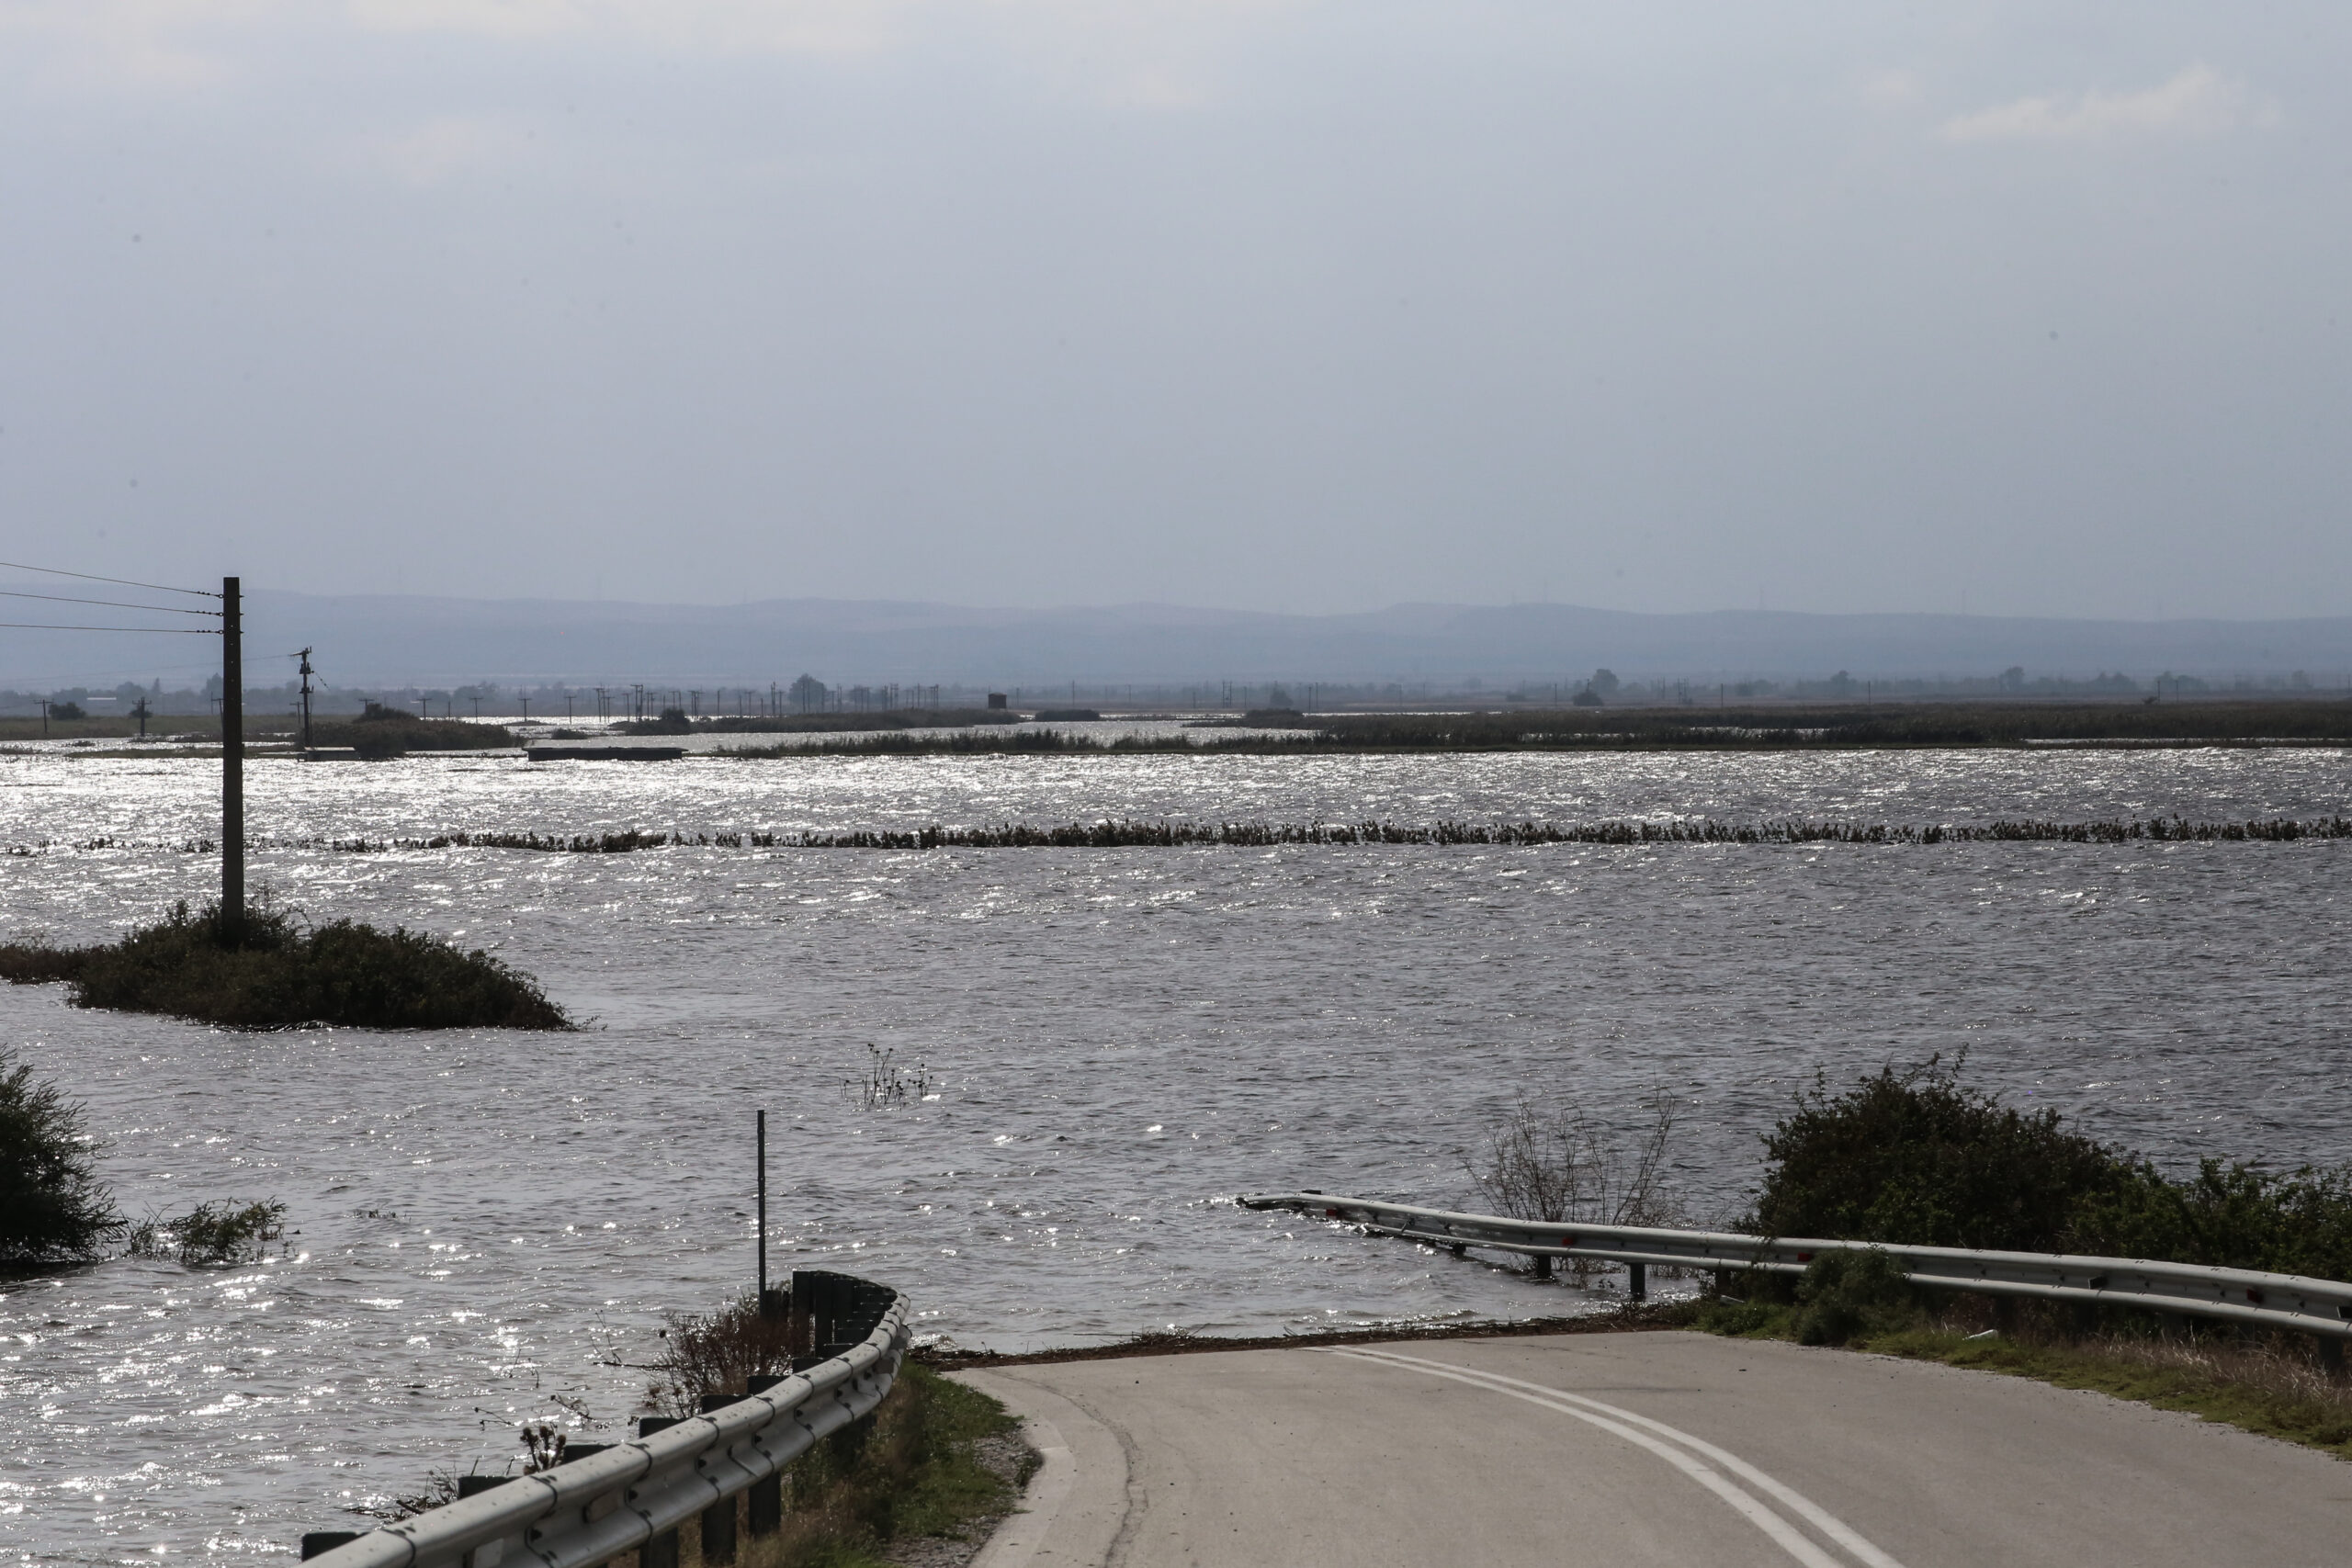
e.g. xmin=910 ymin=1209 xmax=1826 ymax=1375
xmin=955 ymin=1330 xmax=2350 ymax=1568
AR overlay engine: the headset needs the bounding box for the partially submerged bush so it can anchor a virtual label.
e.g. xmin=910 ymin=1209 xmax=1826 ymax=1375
xmin=647 ymin=1292 xmax=805 ymax=1417
xmin=128 ymin=1199 xmax=286 ymax=1267
xmin=0 ymin=940 xmax=85 ymax=986
xmin=310 ymin=705 xmax=515 ymax=756
xmin=3 ymin=901 xmax=571 ymax=1031
xmin=0 ymin=1048 xmax=125 ymax=1269
xmin=1471 ymin=1091 xmax=1683 ymax=1227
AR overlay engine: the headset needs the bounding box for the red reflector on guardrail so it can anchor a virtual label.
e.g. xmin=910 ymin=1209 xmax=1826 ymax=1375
xmin=1795 ymin=1252 xmax=1814 ymax=1263
xmin=2246 ymin=1288 xmax=2266 ymax=1304
xmin=1325 ymin=1208 xmax=1341 ymax=1218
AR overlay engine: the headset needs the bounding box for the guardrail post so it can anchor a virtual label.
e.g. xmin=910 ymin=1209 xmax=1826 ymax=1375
xmin=1627 ymin=1262 xmax=1647 ymax=1303
xmin=1532 ymin=1254 xmax=1553 ymax=1280
xmin=638 ymin=1418 xmax=683 ymax=1568
xmin=695 ymin=1395 xmax=741 ymax=1562
xmin=744 ymin=1376 xmax=787 ymax=1536
xmin=2318 ymin=1335 xmax=2346 ymax=1378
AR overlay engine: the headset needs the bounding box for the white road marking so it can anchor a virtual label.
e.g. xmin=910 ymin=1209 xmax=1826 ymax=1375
xmin=1329 ymin=1348 xmax=1906 ymax=1568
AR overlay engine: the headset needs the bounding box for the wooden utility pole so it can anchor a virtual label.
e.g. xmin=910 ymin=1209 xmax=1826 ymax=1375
xmin=221 ymin=576 xmax=244 ymax=943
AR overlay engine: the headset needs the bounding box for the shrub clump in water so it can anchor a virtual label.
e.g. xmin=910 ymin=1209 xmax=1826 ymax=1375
xmin=0 ymin=901 xmax=572 ymax=1031
xmin=0 ymin=1047 xmax=126 ymax=1269
xmin=127 ymin=1199 xmax=287 ymax=1268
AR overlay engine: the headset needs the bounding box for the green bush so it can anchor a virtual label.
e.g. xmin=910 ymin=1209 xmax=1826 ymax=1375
xmin=1747 ymin=1060 xmax=2136 ymax=1252
xmin=0 ymin=1048 xmax=124 ymax=1269
xmin=2073 ymin=1159 xmax=2352 ymax=1281
xmin=1792 ymin=1248 xmax=1917 ymax=1347
xmin=1747 ymin=1060 xmax=2352 ymax=1281
xmin=4 ymin=901 xmax=571 ymax=1031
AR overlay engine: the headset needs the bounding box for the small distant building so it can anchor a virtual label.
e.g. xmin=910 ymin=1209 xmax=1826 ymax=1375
xmin=987 ymin=693 xmax=1008 ymax=710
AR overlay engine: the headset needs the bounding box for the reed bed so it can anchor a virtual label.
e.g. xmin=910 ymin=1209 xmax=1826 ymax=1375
xmin=288 ymin=815 xmax=2352 ymax=853
xmin=7 ymin=816 xmax=2350 ymax=860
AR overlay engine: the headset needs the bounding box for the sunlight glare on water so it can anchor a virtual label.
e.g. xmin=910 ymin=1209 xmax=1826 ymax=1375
xmin=2 ymin=746 xmax=2347 ymax=1561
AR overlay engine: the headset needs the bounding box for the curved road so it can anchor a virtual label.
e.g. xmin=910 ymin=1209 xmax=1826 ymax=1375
xmin=956 ymin=1330 xmax=2348 ymax=1567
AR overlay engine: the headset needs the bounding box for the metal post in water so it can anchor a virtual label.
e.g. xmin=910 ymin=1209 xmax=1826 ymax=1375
xmin=220 ymin=576 xmax=243 ymax=943
xmin=756 ymin=1110 xmax=768 ymax=1313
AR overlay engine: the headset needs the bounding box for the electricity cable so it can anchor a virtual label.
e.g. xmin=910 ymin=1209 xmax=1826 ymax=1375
xmin=0 ymin=559 xmax=220 ymax=598
xmin=0 ymin=621 xmax=220 ymax=634
xmin=0 ymin=588 xmax=219 ymax=616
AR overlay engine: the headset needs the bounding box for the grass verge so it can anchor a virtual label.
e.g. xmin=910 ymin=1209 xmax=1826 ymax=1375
xmin=668 ymin=1365 xmax=1032 ymax=1568
xmin=0 ymin=900 xmax=571 ymax=1030
xmin=1697 ymin=1292 xmax=2352 ymax=1461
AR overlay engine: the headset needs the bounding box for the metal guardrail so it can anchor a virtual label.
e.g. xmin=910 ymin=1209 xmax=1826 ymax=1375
xmin=300 ymin=1273 xmax=910 ymax=1568
xmin=1241 ymin=1191 xmax=2352 ymax=1358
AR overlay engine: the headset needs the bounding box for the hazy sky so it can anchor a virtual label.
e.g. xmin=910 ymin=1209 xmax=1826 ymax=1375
xmin=4 ymin=2 xmax=2346 ymax=619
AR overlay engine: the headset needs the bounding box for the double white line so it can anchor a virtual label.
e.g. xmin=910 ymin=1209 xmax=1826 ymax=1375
xmin=1327 ymin=1348 xmax=1905 ymax=1568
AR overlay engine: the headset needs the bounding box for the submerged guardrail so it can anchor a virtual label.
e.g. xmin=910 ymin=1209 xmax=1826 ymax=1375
xmin=298 ymin=1270 xmax=908 ymax=1568
xmin=1240 ymin=1191 xmax=2352 ymax=1366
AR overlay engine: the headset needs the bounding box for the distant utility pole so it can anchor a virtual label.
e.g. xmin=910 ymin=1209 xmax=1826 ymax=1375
xmin=520 ymin=695 xmax=530 ymax=723
xmin=221 ymin=577 xmax=244 ymax=944
xmin=296 ymin=647 xmax=314 ymax=751
xmin=132 ymin=694 xmax=150 ymax=739
xmin=38 ymin=699 xmax=49 ymax=736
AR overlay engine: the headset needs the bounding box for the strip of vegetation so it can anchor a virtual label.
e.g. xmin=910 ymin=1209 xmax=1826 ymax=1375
xmin=0 ymin=1047 xmax=126 ymax=1270
xmin=1302 ymin=699 xmax=2352 ymax=750
xmin=119 ymin=814 xmax=2346 ymax=860
xmin=643 ymin=1293 xmax=1035 ymax=1568
xmin=0 ymin=900 xmax=571 ymax=1030
xmin=706 ymin=699 xmax=2352 ymax=754
xmin=1696 ymin=1268 xmax=2352 ymax=1461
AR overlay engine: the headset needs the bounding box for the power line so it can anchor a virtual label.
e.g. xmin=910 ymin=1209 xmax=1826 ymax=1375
xmin=0 ymin=621 xmax=219 ymax=634
xmin=0 ymin=558 xmax=219 ymax=599
xmin=0 ymin=587 xmax=219 ymax=617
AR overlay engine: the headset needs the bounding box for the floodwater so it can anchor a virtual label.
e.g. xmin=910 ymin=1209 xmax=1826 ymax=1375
xmin=2 ymin=745 xmax=2348 ymax=1562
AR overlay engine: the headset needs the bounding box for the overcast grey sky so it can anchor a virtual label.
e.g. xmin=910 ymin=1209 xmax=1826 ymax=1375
xmin=3 ymin=2 xmax=2345 ymax=620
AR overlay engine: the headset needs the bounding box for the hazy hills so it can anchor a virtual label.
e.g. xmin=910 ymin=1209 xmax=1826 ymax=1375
xmin=10 ymin=592 xmax=2352 ymax=689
